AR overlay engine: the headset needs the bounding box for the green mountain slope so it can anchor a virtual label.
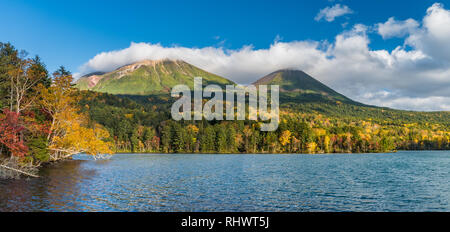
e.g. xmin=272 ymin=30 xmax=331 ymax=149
xmin=253 ymin=69 xmax=362 ymax=105
xmin=75 ymin=59 xmax=234 ymax=95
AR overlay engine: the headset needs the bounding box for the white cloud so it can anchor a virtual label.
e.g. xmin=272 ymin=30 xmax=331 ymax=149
xmin=406 ymin=3 xmax=450 ymax=62
xmin=377 ymin=17 xmax=419 ymax=39
xmin=364 ymin=95 xmax=450 ymax=111
xmin=77 ymin=3 xmax=450 ymax=112
xmin=77 ymin=41 xmax=326 ymax=85
xmin=315 ymin=4 xmax=353 ymax=22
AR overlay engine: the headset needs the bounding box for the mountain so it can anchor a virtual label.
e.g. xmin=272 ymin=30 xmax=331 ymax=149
xmin=76 ymin=60 xmax=367 ymax=109
xmin=253 ymin=69 xmax=361 ymax=105
xmin=75 ymin=59 xmax=234 ymax=95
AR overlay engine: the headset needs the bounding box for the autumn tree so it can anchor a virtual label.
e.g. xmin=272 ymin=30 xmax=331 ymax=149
xmin=0 ymin=109 xmax=28 ymax=157
xmin=37 ymin=68 xmax=113 ymax=160
xmin=279 ymin=130 xmax=292 ymax=147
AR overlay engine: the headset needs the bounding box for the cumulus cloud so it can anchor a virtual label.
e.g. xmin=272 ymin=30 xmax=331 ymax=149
xmin=78 ymin=41 xmax=326 ymax=85
xmin=406 ymin=3 xmax=450 ymax=62
xmin=314 ymin=4 xmax=353 ymax=22
xmin=77 ymin=3 xmax=450 ymax=111
xmin=377 ymin=17 xmax=419 ymax=39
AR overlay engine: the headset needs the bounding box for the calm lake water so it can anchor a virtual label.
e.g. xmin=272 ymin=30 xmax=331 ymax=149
xmin=1 ymin=151 xmax=450 ymax=212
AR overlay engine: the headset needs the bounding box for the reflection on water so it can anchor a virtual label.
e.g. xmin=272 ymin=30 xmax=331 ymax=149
xmin=1 ymin=151 xmax=450 ymax=212
xmin=0 ymin=160 xmax=97 ymax=211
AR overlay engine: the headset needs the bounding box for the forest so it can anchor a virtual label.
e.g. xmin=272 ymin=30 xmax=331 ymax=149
xmin=79 ymin=89 xmax=450 ymax=154
xmin=1 ymin=42 xmax=450 ymax=178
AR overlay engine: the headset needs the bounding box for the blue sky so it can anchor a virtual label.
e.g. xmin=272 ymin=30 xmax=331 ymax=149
xmin=1 ymin=0 xmax=450 ymax=111
xmin=0 ymin=0 xmax=443 ymax=73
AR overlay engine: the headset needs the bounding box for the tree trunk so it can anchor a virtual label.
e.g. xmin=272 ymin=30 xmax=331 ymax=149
xmin=0 ymin=164 xmax=40 ymax=178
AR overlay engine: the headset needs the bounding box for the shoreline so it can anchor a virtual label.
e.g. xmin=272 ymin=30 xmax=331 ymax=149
xmin=79 ymin=149 xmax=450 ymax=156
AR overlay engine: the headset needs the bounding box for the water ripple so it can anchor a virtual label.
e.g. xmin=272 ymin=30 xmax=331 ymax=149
xmin=1 ymin=151 xmax=450 ymax=211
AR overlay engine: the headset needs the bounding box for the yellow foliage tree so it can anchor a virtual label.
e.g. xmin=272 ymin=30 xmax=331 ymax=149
xmin=323 ymin=135 xmax=331 ymax=153
xmin=306 ymin=142 xmax=317 ymax=154
xmin=279 ymin=130 xmax=292 ymax=146
xmin=37 ymin=70 xmax=113 ymax=160
xmin=186 ymin=124 xmax=199 ymax=143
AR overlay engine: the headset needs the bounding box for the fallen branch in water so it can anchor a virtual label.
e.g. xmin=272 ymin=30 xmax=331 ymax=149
xmin=0 ymin=164 xmax=40 ymax=178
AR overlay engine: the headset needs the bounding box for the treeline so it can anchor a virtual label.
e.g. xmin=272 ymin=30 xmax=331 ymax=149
xmin=78 ymin=91 xmax=450 ymax=154
xmin=0 ymin=42 xmax=112 ymax=178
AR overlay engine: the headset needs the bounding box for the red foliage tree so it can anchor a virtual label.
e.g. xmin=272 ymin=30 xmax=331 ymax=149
xmin=0 ymin=109 xmax=28 ymax=157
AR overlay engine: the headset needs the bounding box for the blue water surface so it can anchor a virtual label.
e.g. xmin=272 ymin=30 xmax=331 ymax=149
xmin=1 ymin=151 xmax=450 ymax=212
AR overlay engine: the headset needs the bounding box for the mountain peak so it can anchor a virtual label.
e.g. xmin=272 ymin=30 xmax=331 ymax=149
xmin=115 ymin=59 xmax=184 ymax=71
xmin=75 ymin=59 xmax=233 ymax=95
xmin=253 ymin=69 xmax=324 ymax=90
xmin=253 ymin=69 xmax=308 ymax=86
xmin=271 ymin=69 xmax=307 ymax=74
xmin=253 ymin=69 xmax=358 ymax=104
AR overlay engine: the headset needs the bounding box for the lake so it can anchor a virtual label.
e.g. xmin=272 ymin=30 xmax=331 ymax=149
xmin=1 ymin=151 xmax=450 ymax=212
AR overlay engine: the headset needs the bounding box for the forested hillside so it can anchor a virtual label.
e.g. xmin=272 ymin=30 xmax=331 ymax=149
xmin=78 ymin=90 xmax=450 ymax=154
xmin=74 ymin=63 xmax=450 ymax=154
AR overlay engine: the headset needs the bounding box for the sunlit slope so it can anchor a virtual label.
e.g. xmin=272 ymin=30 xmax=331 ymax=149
xmin=75 ymin=59 xmax=234 ymax=95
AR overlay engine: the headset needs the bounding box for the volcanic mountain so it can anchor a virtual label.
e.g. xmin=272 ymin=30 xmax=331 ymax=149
xmin=253 ymin=69 xmax=360 ymax=105
xmin=75 ymin=59 xmax=234 ymax=95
